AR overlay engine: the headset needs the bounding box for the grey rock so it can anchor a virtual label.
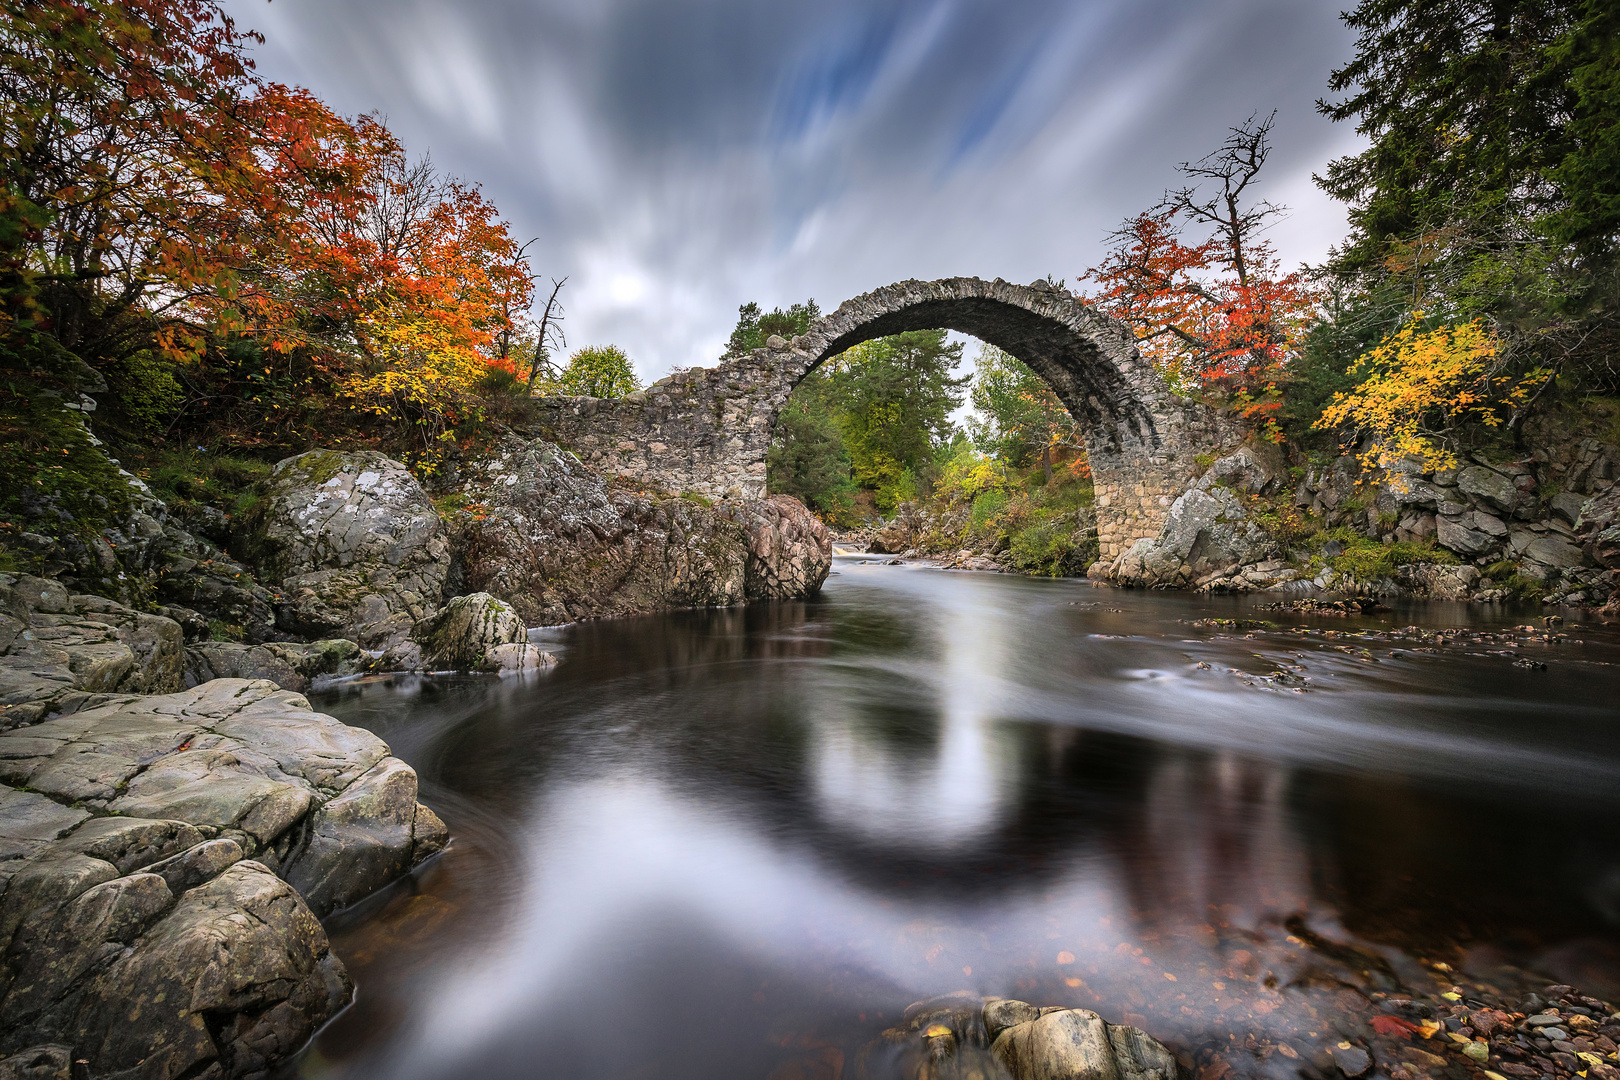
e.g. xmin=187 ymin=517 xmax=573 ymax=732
xmin=1395 ymin=564 xmax=1481 ymax=600
xmin=57 ymin=862 xmax=349 ymax=1080
xmin=0 ymin=790 xmax=88 ymax=862
xmin=184 ymin=640 xmax=302 ymax=691
xmin=1550 ymin=491 xmax=1587 ymax=525
xmin=1576 ymin=483 xmax=1620 ymax=570
xmin=143 ymin=837 xmax=243 ymax=894
xmin=1111 ymin=483 xmax=1275 ymax=590
xmin=412 ymin=593 xmax=525 ymax=671
xmin=0 ymin=576 xmax=183 ymax=730
xmin=1470 ymin=511 xmax=1509 ymax=537
xmin=282 ymin=756 xmax=420 ymax=916
xmin=484 ymin=643 xmax=557 ymax=672
xmin=1436 ymin=515 xmax=1496 ymax=556
xmin=1109 ymin=1024 xmax=1178 ymax=1080
xmin=0 ymin=1045 xmax=71 ymax=1080
xmin=1458 ymin=466 xmax=1517 ymax=512
xmin=1523 ymin=536 xmax=1584 ymax=569
xmin=1206 ymin=444 xmax=1285 ymax=496
xmin=0 ymin=680 xmax=441 ymax=1076
xmin=257 ymin=451 xmax=450 ymax=651
xmin=453 ymin=435 xmax=830 ymax=626
xmin=1331 ymin=1045 xmax=1373 ymax=1077
xmin=992 ymin=1008 xmax=1120 ymax=1080
xmin=983 ymin=997 xmax=1044 ymax=1040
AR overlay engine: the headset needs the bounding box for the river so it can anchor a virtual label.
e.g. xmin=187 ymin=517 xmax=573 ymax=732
xmin=285 ymin=557 xmax=1620 ymax=1080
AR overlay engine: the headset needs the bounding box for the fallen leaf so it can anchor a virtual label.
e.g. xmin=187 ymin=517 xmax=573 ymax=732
xmin=1417 ymin=1020 xmax=1442 ymax=1039
xmin=1278 ymin=1045 xmax=1299 ymax=1059
xmin=1066 ymin=978 xmax=1083 ymax=988
xmin=1164 ymin=973 xmax=1177 ymax=981
xmin=923 ymin=1024 xmax=952 ymax=1038
xmin=1371 ymin=1016 xmax=1421 ymax=1040
xmin=1057 ymin=951 xmax=1076 ymax=965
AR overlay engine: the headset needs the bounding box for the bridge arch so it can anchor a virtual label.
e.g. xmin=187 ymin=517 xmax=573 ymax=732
xmin=525 ymin=277 xmax=1240 ymax=562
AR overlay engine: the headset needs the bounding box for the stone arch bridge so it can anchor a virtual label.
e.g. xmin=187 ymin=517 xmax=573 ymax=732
xmin=522 ymin=277 xmax=1241 ymax=561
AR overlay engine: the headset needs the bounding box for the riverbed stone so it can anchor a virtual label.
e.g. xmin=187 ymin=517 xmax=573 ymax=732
xmin=257 ymin=450 xmax=450 ymax=652
xmin=991 ymin=1007 xmax=1122 ymax=1080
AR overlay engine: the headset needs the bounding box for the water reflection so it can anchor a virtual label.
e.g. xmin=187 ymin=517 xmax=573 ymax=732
xmin=292 ymin=560 xmax=1620 ymax=1080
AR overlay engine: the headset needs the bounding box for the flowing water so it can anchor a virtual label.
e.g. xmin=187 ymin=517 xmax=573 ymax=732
xmin=287 ymin=558 xmax=1620 ymax=1080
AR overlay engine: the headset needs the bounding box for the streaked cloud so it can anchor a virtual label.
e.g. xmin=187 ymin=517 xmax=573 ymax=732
xmin=225 ymin=0 xmax=1360 ymax=380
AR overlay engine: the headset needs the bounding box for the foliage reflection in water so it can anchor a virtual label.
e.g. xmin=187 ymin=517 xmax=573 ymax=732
xmin=289 ymin=558 xmax=1620 ymax=1080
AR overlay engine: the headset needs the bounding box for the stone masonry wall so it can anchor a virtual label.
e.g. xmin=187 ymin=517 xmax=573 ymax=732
xmin=518 ymin=278 xmax=1241 ymax=560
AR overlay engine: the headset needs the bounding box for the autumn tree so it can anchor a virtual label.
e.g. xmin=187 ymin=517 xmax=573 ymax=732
xmin=0 ymin=0 xmax=393 ymax=534
xmin=1080 ymin=113 xmax=1320 ymax=429
xmin=1316 ymin=0 xmax=1620 ymax=394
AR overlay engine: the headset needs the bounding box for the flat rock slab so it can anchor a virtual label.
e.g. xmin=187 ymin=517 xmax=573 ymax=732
xmin=0 ymin=575 xmax=183 ymax=730
xmin=0 ymin=679 xmax=448 ymax=1077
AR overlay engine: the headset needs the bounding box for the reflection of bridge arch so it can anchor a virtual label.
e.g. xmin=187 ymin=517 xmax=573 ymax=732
xmin=527 ymin=277 xmax=1239 ymax=561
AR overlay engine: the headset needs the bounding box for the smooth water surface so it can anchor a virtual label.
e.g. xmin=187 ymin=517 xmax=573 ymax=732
xmin=290 ymin=560 xmax=1620 ymax=1080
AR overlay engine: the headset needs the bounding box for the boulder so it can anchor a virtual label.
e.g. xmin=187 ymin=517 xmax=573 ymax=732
xmin=1550 ymin=491 xmax=1587 ymax=526
xmin=1435 ymin=515 xmax=1496 ymax=556
xmin=257 ymin=451 xmax=450 ymax=652
xmin=0 ymin=678 xmax=447 ymax=1076
xmin=1395 ymin=563 xmax=1481 ymax=600
xmin=453 ymin=434 xmax=829 ymax=626
xmin=0 ymin=858 xmax=349 ymax=1080
xmin=992 ymin=1008 xmax=1178 ymax=1080
xmin=867 ymin=998 xmax=1178 ymax=1080
xmin=1110 ymin=483 xmax=1275 ymax=589
xmin=1457 ymin=465 xmax=1517 ymax=513
xmin=411 ymin=593 xmax=526 ymax=671
xmin=1205 ymin=444 xmax=1285 ymax=496
xmin=1522 ymin=535 xmax=1584 ymax=570
xmin=1576 ymin=483 xmax=1620 ymax=569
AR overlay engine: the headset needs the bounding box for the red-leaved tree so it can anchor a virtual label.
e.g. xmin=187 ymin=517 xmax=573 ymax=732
xmin=1080 ymin=112 xmax=1319 ymax=432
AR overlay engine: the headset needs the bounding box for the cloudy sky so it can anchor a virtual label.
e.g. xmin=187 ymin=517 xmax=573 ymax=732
xmin=224 ymin=0 xmax=1363 ymax=382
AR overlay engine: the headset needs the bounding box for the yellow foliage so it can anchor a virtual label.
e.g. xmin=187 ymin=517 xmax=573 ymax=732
xmin=1317 ymin=317 xmax=1548 ymax=471
xmin=935 ymin=447 xmax=1009 ymax=504
xmin=343 ymin=300 xmax=491 ymax=421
